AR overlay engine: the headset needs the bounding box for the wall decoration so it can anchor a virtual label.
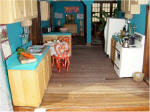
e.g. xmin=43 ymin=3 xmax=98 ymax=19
xmin=1 ymin=40 xmax=12 ymax=60
xmin=77 ymin=14 xmax=84 ymax=19
xmin=55 ymin=12 xmax=63 ymax=19
xmin=0 ymin=25 xmax=8 ymax=42
xmin=65 ymin=14 xmax=75 ymax=24
xmin=64 ymin=7 xmax=79 ymax=13
xmin=0 ymin=25 xmax=12 ymax=60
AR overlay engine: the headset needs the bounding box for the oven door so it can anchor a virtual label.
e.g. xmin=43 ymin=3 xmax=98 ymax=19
xmin=114 ymin=48 xmax=120 ymax=68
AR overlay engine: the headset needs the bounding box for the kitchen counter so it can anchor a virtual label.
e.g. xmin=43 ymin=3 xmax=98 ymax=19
xmin=7 ymin=45 xmax=52 ymax=107
xmin=112 ymin=32 xmax=145 ymax=49
xmin=6 ymin=46 xmax=50 ymax=70
xmin=42 ymin=32 xmax=72 ymax=55
xmin=43 ymin=32 xmax=72 ymax=36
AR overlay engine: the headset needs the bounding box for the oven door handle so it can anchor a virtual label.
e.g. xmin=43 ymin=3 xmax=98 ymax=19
xmin=115 ymin=48 xmax=120 ymax=53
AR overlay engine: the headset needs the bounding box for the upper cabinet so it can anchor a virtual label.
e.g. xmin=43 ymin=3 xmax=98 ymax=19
xmin=131 ymin=0 xmax=148 ymax=4
xmin=121 ymin=0 xmax=148 ymax=14
xmin=31 ymin=0 xmax=38 ymax=18
xmin=24 ymin=0 xmax=38 ymax=19
xmin=0 ymin=0 xmax=38 ymax=24
xmin=24 ymin=0 xmax=32 ymax=18
xmin=0 ymin=0 xmax=24 ymax=24
xmin=40 ymin=1 xmax=50 ymax=21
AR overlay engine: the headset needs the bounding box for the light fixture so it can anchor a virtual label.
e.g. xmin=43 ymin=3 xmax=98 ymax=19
xmin=21 ymin=19 xmax=32 ymax=27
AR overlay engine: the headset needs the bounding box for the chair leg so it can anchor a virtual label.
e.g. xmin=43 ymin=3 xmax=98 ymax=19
xmin=51 ymin=56 xmax=54 ymax=67
xmin=56 ymin=58 xmax=61 ymax=72
xmin=66 ymin=57 xmax=70 ymax=72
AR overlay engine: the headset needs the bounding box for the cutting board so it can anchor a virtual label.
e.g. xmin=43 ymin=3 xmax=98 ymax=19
xmin=18 ymin=55 xmax=37 ymax=64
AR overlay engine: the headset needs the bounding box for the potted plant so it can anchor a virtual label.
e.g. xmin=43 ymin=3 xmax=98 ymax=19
xmin=93 ymin=9 xmax=119 ymax=36
xmin=93 ymin=10 xmax=109 ymax=37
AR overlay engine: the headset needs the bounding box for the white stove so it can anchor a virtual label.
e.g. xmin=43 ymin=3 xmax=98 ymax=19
xmin=114 ymin=32 xmax=145 ymax=78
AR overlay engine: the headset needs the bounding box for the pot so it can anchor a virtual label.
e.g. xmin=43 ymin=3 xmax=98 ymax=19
xmin=129 ymin=36 xmax=135 ymax=45
xmin=122 ymin=38 xmax=129 ymax=48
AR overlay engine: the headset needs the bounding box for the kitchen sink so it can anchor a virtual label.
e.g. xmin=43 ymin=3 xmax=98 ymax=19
xmin=27 ymin=45 xmax=47 ymax=55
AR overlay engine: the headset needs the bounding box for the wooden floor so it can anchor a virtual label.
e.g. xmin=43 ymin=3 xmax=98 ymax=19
xmin=14 ymin=46 xmax=149 ymax=111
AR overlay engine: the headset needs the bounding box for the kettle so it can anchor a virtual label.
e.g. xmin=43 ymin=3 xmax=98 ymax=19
xmin=122 ymin=37 xmax=129 ymax=48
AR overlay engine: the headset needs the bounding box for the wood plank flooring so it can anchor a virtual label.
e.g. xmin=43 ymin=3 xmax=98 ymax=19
xmin=14 ymin=46 xmax=149 ymax=111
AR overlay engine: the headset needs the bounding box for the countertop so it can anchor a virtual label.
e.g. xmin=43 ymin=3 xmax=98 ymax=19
xmin=6 ymin=46 xmax=50 ymax=70
xmin=43 ymin=32 xmax=72 ymax=36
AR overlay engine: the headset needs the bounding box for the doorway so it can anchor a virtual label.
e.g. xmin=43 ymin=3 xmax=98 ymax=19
xmin=91 ymin=1 xmax=118 ymax=46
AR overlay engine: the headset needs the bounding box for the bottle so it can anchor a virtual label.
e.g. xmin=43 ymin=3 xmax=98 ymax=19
xmin=121 ymin=25 xmax=126 ymax=37
xmin=123 ymin=25 xmax=126 ymax=32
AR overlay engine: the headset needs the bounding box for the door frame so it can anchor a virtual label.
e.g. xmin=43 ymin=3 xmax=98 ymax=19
xmin=143 ymin=5 xmax=149 ymax=79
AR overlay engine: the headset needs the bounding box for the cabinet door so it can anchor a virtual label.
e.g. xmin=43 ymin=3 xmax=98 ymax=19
xmin=121 ymin=0 xmax=125 ymax=12
xmin=36 ymin=61 xmax=45 ymax=100
xmin=125 ymin=0 xmax=131 ymax=12
xmin=0 ymin=0 xmax=24 ymax=24
xmin=42 ymin=51 xmax=51 ymax=89
xmin=40 ymin=1 xmax=50 ymax=21
xmin=41 ymin=56 xmax=48 ymax=89
xmin=23 ymin=0 xmax=32 ymax=18
xmin=13 ymin=0 xmax=25 ymax=20
xmin=0 ymin=1 xmax=13 ymax=24
xmin=45 ymin=51 xmax=51 ymax=80
xmin=130 ymin=4 xmax=140 ymax=14
xmin=31 ymin=0 xmax=38 ymax=18
xmin=131 ymin=0 xmax=148 ymax=4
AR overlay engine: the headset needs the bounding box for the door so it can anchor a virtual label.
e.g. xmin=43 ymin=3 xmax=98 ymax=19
xmin=91 ymin=1 xmax=118 ymax=45
xmin=143 ymin=5 xmax=149 ymax=79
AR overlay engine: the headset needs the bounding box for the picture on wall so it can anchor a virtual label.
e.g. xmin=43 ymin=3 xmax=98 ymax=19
xmin=64 ymin=7 xmax=79 ymax=13
xmin=0 ymin=25 xmax=8 ymax=42
xmin=0 ymin=25 xmax=12 ymax=60
xmin=1 ymin=40 xmax=12 ymax=60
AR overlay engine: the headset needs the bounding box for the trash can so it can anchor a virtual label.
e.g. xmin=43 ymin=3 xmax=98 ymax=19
xmin=133 ymin=72 xmax=144 ymax=82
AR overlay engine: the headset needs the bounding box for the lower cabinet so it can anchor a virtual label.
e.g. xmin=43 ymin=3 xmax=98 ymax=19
xmin=8 ymin=50 xmax=52 ymax=107
xmin=111 ymin=38 xmax=116 ymax=63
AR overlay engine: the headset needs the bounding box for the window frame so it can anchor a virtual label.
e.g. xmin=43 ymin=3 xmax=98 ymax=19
xmin=92 ymin=1 xmax=118 ymax=23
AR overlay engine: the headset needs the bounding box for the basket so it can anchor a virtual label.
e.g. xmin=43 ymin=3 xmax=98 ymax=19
xmin=133 ymin=72 xmax=144 ymax=82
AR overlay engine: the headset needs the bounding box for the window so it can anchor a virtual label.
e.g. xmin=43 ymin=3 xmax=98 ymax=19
xmin=92 ymin=3 xmax=101 ymax=22
xmin=92 ymin=1 xmax=118 ymax=22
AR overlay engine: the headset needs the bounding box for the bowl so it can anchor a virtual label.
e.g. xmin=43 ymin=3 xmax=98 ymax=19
xmin=60 ymin=27 xmax=68 ymax=33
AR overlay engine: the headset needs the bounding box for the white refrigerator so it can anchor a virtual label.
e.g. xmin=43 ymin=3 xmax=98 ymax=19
xmin=104 ymin=17 xmax=126 ymax=58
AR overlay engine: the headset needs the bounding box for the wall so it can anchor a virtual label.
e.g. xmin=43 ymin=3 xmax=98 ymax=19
xmin=41 ymin=21 xmax=50 ymax=28
xmin=7 ymin=23 xmax=23 ymax=53
xmin=41 ymin=0 xmax=94 ymax=44
xmin=82 ymin=0 xmax=94 ymax=44
xmin=52 ymin=1 xmax=84 ymax=34
xmin=131 ymin=5 xmax=147 ymax=35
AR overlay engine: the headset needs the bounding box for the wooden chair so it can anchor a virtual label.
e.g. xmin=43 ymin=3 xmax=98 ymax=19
xmin=52 ymin=37 xmax=71 ymax=72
